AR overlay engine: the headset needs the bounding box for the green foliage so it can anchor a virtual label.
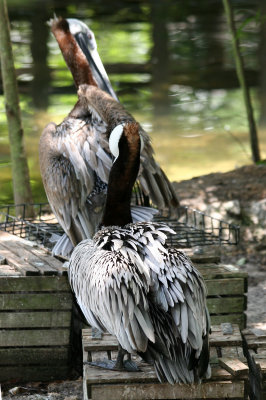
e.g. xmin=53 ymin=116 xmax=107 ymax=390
xmin=255 ymin=159 xmax=266 ymax=165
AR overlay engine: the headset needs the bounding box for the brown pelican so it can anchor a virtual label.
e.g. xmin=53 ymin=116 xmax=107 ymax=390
xmin=69 ymin=122 xmax=211 ymax=384
xmin=39 ymin=17 xmax=179 ymax=256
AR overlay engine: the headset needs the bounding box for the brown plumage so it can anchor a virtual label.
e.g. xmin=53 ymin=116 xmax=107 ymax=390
xmin=51 ymin=18 xmax=97 ymax=88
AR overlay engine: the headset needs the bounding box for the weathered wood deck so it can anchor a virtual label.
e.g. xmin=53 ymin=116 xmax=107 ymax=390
xmin=82 ymin=324 xmax=249 ymax=400
xmin=0 ymin=231 xmax=75 ymax=383
xmin=0 ymin=230 xmax=248 ymax=384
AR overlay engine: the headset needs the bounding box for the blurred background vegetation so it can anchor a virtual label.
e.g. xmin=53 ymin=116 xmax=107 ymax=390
xmin=0 ymin=0 xmax=265 ymax=205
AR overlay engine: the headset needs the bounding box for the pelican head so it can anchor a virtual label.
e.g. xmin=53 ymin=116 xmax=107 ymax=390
xmin=67 ymin=18 xmax=118 ymax=101
xmin=67 ymin=18 xmax=97 ymax=51
xmin=109 ymin=124 xmax=144 ymax=162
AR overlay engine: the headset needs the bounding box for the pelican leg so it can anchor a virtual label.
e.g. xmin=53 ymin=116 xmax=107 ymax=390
xmin=86 ymin=345 xmax=140 ymax=372
xmin=113 ymin=345 xmax=127 ymax=369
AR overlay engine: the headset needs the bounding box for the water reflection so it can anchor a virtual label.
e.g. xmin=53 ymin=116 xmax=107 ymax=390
xmin=0 ymin=0 xmax=265 ymax=204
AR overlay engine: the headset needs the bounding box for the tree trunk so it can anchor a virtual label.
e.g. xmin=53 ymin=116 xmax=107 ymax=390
xmin=223 ymin=0 xmax=261 ymax=163
xmin=258 ymin=0 xmax=266 ymax=127
xmin=0 ymin=0 xmax=34 ymax=216
xmin=30 ymin=3 xmax=50 ymax=110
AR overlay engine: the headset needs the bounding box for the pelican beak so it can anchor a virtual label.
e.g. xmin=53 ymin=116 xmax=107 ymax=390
xmin=74 ymin=32 xmax=119 ymax=101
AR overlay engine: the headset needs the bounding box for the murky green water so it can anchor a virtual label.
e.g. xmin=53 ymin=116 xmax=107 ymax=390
xmin=1 ymin=1 xmax=265 ymax=205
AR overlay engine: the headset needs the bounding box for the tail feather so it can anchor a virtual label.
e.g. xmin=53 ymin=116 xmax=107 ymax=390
xmin=140 ymin=301 xmax=211 ymax=384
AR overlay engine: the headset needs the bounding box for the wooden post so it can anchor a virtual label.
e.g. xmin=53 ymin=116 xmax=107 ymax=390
xmin=223 ymin=0 xmax=261 ymax=163
xmin=0 ymin=0 xmax=34 ymax=216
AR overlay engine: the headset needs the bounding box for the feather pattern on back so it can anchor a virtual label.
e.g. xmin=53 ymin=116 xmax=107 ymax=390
xmin=69 ymin=221 xmax=211 ymax=383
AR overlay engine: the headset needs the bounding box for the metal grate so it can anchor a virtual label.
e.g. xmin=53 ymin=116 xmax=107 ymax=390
xmin=154 ymin=206 xmax=240 ymax=247
xmin=0 ymin=202 xmax=240 ymax=250
xmin=0 ymin=203 xmax=64 ymax=250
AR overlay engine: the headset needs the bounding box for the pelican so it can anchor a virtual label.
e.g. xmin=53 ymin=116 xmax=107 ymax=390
xmin=69 ymin=122 xmax=211 ymax=384
xmin=40 ymin=17 xmax=179 ymax=256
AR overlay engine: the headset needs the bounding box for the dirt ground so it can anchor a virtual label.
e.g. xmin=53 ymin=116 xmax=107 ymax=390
xmin=173 ymin=163 xmax=266 ymax=331
xmin=2 ymin=164 xmax=266 ymax=399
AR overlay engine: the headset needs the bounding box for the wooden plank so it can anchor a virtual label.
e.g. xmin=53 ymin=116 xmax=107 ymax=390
xmin=83 ymin=328 xmax=118 ymax=352
xmin=242 ymin=330 xmax=266 ymax=350
xmin=210 ymin=347 xmax=218 ymax=364
xmin=243 ymin=331 xmax=266 ymax=341
xmin=84 ymin=363 xmax=232 ymax=385
xmin=210 ymin=324 xmax=242 ymax=346
xmin=253 ymin=359 xmax=266 ymax=369
xmin=0 ymin=264 xmax=21 ymax=276
xmin=90 ymin=381 xmax=245 ymax=400
xmin=0 ymin=311 xmax=72 ymax=328
xmin=246 ymin=338 xmax=266 ymax=349
xmin=83 ymin=328 xmax=112 ymax=339
xmin=197 ymin=264 xmax=248 ymax=279
xmin=218 ymin=358 xmax=249 ymax=377
xmin=0 ymin=365 xmax=70 ymax=383
xmin=0 ymin=275 xmax=70 ymax=292
xmin=0 ymin=246 xmax=39 ymax=275
xmin=210 ymin=313 xmax=245 ymax=329
xmin=191 ymin=254 xmax=221 ymax=264
xmin=83 ymin=325 xmax=243 ymax=346
xmin=221 ymin=346 xmax=245 ymax=360
xmin=253 ymin=350 xmax=266 ymax=358
xmin=210 ymin=324 xmax=240 ymax=333
xmin=0 ymin=346 xmax=69 ymax=365
xmin=0 ymin=329 xmax=70 ymax=347
xmin=27 ymin=245 xmax=63 ymax=266
xmin=211 ymin=324 xmax=241 ymax=336
xmin=0 ymin=234 xmax=60 ymax=276
xmin=84 ymin=342 xmax=118 ymax=352
xmin=207 ymin=296 xmax=245 ymax=314
xmin=0 ymin=292 xmax=73 ymax=310
xmin=9 ymin=234 xmax=66 ymax=275
xmin=205 ymin=278 xmax=245 ymax=296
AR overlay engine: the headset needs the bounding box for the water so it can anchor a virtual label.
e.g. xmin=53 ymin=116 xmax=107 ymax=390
xmin=1 ymin=0 xmax=265 ymax=205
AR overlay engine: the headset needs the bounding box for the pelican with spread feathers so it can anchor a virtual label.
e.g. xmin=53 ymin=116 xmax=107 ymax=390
xmin=39 ymin=17 xmax=178 ymax=257
xmin=69 ymin=122 xmax=211 ymax=384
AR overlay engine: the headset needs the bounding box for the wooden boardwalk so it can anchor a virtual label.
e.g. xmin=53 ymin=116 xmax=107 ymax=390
xmin=0 ymin=231 xmax=75 ymax=383
xmin=82 ymin=324 xmax=249 ymax=400
xmin=0 ymin=230 xmax=248 ymax=385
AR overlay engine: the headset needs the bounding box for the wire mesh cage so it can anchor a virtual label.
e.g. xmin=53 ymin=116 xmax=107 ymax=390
xmin=154 ymin=207 xmax=240 ymax=248
xmin=0 ymin=203 xmax=64 ymax=251
xmin=0 ymin=202 xmax=240 ymax=251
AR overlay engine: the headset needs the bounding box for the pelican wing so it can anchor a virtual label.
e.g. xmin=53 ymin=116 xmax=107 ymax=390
xmin=39 ymin=107 xmax=111 ymax=245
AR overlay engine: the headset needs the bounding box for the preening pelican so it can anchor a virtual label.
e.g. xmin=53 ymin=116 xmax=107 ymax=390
xmin=69 ymin=122 xmax=211 ymax=384
xmin=40 ymin=17 xmax=178 ymax=256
